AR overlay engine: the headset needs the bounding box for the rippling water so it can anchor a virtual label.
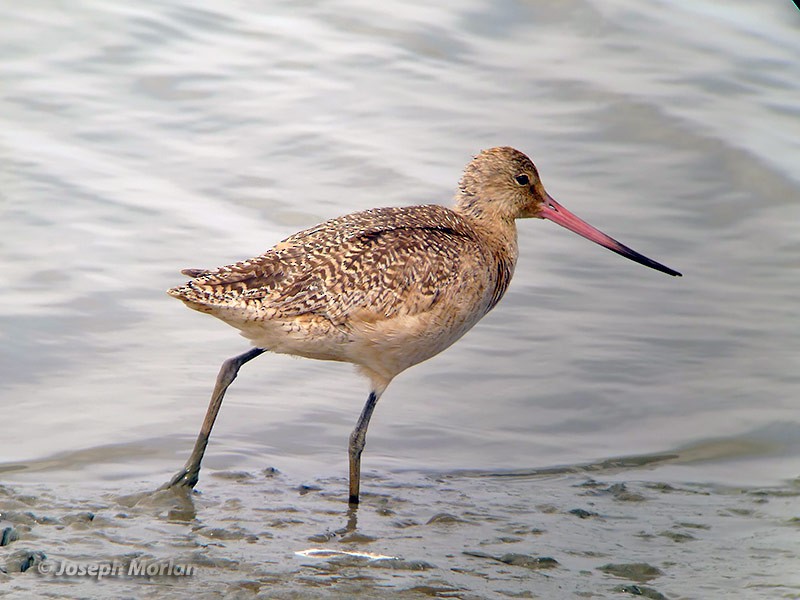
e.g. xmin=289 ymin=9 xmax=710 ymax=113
xmin=2 ymin=0 xmax=799 ymax=500
xmin=3 ymin=0 xmax=799 ymax=488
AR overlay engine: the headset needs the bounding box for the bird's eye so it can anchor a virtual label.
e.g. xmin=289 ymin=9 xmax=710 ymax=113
xmin=514 ymin=174 xmax=530 ymax=186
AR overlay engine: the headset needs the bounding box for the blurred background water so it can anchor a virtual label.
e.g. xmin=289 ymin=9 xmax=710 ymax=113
xmin=1 ymin=0 xmax=798 ymax=489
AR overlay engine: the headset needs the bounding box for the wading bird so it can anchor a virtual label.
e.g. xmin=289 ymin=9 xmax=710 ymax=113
xmin=165 ymin=147 xmax=680 ymax=504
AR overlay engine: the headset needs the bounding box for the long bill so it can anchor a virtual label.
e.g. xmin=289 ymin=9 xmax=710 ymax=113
xmin=539 ymin=194 xmax=682 ymax=277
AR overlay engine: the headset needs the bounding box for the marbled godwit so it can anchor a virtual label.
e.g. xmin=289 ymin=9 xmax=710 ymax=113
xmin=166 ymin=147 xmax=680 ymax=504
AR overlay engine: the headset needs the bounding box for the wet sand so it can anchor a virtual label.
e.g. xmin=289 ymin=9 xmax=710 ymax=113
xmin=2 ymin=459 xmax=798 ymax=598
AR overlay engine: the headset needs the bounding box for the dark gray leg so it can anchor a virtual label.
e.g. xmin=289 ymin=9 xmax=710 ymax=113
xmin=348 ymin=390 xmax=382 ymax=505
xmin=165 ymin=347 xmax=266 ymax=489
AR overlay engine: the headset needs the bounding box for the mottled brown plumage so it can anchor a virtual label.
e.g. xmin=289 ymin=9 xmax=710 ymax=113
xmin=165 ymin=146 xmax=680 ymax=503
xmin=167 ymin=148 xmax=533 ymax=389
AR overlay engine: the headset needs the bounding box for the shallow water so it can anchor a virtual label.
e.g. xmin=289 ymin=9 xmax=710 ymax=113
xmin=2 ymin=0 xmax=799 ymax=597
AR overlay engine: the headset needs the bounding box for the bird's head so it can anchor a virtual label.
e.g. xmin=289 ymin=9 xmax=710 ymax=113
xmin=456 ymin=146 xmax=546 ymax=221
xmin=455 ymin=146 xmax=681 ymax=277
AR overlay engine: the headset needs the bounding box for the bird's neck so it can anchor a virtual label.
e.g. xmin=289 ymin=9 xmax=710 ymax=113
xmin=464 ymin=215 xmax=518 ymax=314
xmin=453 ymin=202 xmax=519 ymax=267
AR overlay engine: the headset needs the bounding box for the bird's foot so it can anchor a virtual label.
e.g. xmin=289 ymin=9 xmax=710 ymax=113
xmin=161 ymin=466 xmax=200 ymax=491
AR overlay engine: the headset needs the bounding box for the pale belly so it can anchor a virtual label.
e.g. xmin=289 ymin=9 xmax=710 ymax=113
xmin=233 ymin=297 xmax=492 ymax=384
xmin=343 ymin=304 xmax=490 ymax=382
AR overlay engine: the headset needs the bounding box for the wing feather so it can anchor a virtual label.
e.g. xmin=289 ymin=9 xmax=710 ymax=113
xmin=168 ymin=205 xmax=496 ymax=324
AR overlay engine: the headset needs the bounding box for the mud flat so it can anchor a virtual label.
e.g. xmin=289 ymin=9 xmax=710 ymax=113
xmin=1 ymin=463 xmax=798 ymax=599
